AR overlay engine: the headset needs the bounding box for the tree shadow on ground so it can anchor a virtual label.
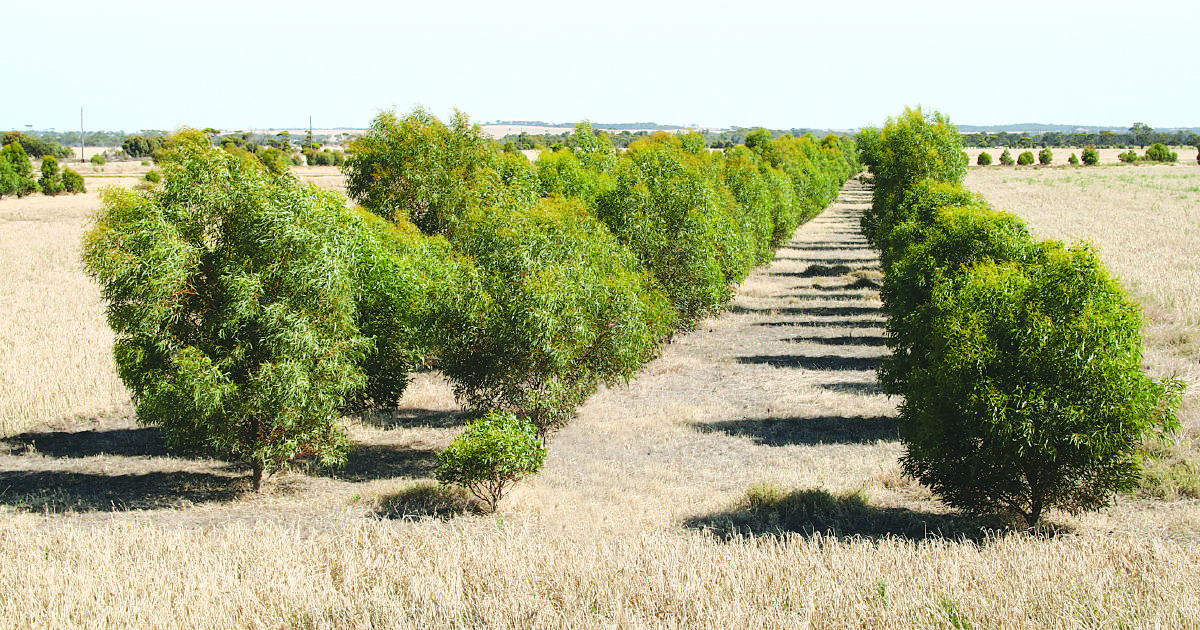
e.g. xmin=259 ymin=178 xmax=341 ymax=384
xmin=816 ymin=382 xmax=886 ymax=396
xmin=310 ymin=442 xmax=441 ymax=483
xmin=779 ymin=244 xmax=871 ymax=252
xmin=0 ymin=469 xmax=246 ymax=513
xmin=738 ymin=354 xmax=884 ymax=372
xmin=682 ymin=486 xmax=1056 ymax=543
xmin=731 ymin=305 xmax=882 ymax=318
xmin=692 ymin=415 xmax=898 ymax=446
xmin=778 ymin=292 xmax=869 ymax=301
xmin=371 ymin=481 xmax=485 ymax=520
xmin=353 ymin=407 xmax=467 ymax=431
xmin=755 ymin=320 xmax=883 ymax=330
xmin=787 ymin=334 xmax=888 ymax=347
xmin=2 ymin=426 xmax=168 ymax=458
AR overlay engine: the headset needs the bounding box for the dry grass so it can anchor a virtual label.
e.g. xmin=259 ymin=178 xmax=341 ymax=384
xmin=1 ymin=178 xmax=1199 ymax=628
xmin=1 ymin=516 xmax=1198 ymax=629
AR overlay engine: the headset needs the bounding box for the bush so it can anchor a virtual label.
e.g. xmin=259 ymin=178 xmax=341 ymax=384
xmin=1038 ymin=148 xmax=1053 ymax=165
xmin=1 ymin=142 xmax=37 ymax=198
xmin=61 ymin=167 xmax=85 ymax=194
xmin=1118 ymin=150 xmax=1139 ymax=163
xmin=436 ymin=410 xmax=546 ymax=513
xmin=341 ymin=211 xmax=480 ymax=411
xmin=1144 ymin=143 xmax=1178 ymax=163
xmin=90 ymin=153 xmax=106 ymax=167
xmin=144 ymin=169 xmax=161 ymax=183
xmin=856 ymin=107 xmax=967 ymax=245
xmin=441 ymin=197 xmax=674 ymax=437
xmin=39 ymin=155 xmax=63 ymax=196
xmin=900 ymin=244 xmax=1183 ymax=525
xmin=82 ymin=129 xmax=367 ymax=491
xmin=344 ymin=108 xmax=505 ymax=235
xmin=1017 ymin=151 xmax=1035 ymax=166
xmin=976 ymin=151 xmax=992 ymax=166
xmin=999 ymin=148 xmax=1015 ymax=166
xmin=1068 ymin=153 xmax=1080 ymax=165
xmin=1081 ymin=146 xmax=1100 ymax=165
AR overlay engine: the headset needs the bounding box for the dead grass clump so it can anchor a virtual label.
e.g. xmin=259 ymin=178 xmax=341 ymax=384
xmin=372 ymin=481 xmax=484 ymax=519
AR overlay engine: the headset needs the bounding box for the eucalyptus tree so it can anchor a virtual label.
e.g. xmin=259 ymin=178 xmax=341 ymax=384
xmin=83 ymin=129 xmax=367 ymax=491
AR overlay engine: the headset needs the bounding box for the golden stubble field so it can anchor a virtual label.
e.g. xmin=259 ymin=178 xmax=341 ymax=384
xmin=0 ymin=162 xmax=1198 ymax=629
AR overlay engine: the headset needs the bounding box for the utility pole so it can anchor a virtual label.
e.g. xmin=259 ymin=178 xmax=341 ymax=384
xmin=80 ymin=107 xmax=85 ymax=163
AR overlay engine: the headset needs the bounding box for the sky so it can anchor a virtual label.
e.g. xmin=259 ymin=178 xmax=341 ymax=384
xmin=5 ymin=0 xmax=1198 ymax=133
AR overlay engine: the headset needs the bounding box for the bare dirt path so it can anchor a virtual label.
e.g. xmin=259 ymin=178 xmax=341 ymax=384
xmin=521 ymin=179 xmax=902 ymax=533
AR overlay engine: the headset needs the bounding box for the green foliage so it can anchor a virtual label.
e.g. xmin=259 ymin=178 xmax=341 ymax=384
xmin=1 ymin=141 xmax=38 ymax=197
xmin=39 ymin=155 xmax=63 ymax=195
xmin=61 ymin=167 xmax=85 ymax=194
xmin=122 ymin=135 xmax=165 ymax=159
xmin=1016 ymin=151 xmax=1035 ymax=166
xmin=1038 ymin=147 xmax=1053 ymax=165
xmin=596 ymin=134 xmax=739 ymax=329
xmin=1118 ymin=149 xmax=1139 ymax=163
xmin=900 ymin=244 xmax=1183 ymax=525
xmin=1143 ymin=143 xmax=1178 ymax=163
xmin=998 ymin=148 xmax=1015 ymax=166
xmin=257 ymin=148 xmax=292 ymax=175
xmin=144 ymin=169 xmax=161 ymax=183
xmin=81 ymin=129 xmax=367 ymax=491
xmin=90 ymin=153 xmax=106 ymax=167
xmin=879 ymin=201 xmax=1040 ymax=396
xmin=441 ymin=197 xmax=674 ymax=437
xmin=344 ymin=108 xmax=503 ymax=236
xmin=976 ymin=151 xmax=992 ymax=166
xmin=305 ymin=149 xmax=346 ymax=166
xmin=1081 ymin=146 xmax=1100 ymax=165
xmin=1068 ymin=153 xmax=1079 ymax=165
xmin=856 ymin=107 xmax=967 ymax=244
xmin=3 ymin=132 xmax=72 ymax=159
xmin=342 ymin=212 xmax=481 ymax=411
xmin=864 ymin=107 xmax=1183 ymax=526
xmin=436 ymin=410 xmax=547 ymax=513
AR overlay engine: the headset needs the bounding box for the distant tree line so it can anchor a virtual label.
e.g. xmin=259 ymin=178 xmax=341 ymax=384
xmin=500 ymin=127 xmax=841 ymax=151
xmin=962 ymin=124 xmax=1199 ymax=149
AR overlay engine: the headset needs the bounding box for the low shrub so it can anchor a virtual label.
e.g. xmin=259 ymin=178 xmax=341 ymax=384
xmin=436 ymin=410 xmax=546 ymax=513
xmin=1017 ymin=150 xmax=1035 ymax=166
xmin=1068 ymin=153 xmax=1080 ymax=165
xmin=977 ymin=152 xmax=992 ymax=166
xmin=1144 ymin=143 xmax=1178 ymax=163
xmin=90 ymin=153 xmax=106 ymax=167
xmin=1081 ymin=146 xmax=1100 ymax=165
xmin=1118 ymin=150 xmax=1139 ymax=163
xmin=999 ymin=148 xmax=1015 ymax=166
xmin=61 ymin=167 xmax=85 ymax=194
xmin=1038 ymin=148 xmax=1053 ymax=165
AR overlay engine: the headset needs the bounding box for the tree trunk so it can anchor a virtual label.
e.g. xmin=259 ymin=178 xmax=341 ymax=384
xmin=252 ymin=461 xmax=264 ymax=492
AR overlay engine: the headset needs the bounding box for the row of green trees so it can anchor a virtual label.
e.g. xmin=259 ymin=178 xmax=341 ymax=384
xmin=1 ymin=141 xmax=85 ymax=198
xmin=84 ymin=112 xmax=860 ymax=500
xmin=859 ymin=107 xmax=1183 ymax=526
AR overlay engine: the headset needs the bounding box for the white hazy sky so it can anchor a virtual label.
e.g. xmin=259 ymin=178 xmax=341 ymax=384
xmin=5 ymin=0 xmax=1198 ymax=133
